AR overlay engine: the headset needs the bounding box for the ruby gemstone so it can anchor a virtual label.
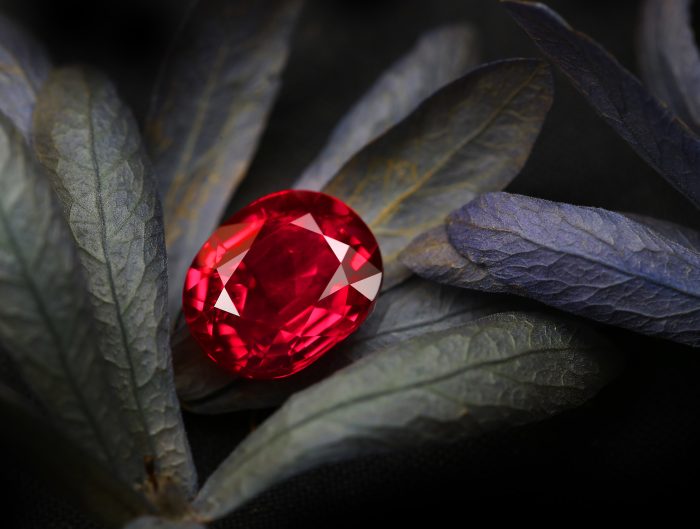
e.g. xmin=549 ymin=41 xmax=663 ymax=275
xmin=182 ymin=190 xmax=383 ymax=379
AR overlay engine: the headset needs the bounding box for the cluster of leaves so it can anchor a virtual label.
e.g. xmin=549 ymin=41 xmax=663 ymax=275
xmin=403 ymin=0 xmax=700 ymax=348
xmin=11 ymin=0 xmax=699 ymax=526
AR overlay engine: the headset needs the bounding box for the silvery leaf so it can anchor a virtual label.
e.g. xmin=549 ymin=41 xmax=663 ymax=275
xmin=322 ymin=58 xmax=553 ymax=288
xmin=0 ymin=113 xmax=144 ymax=485
xmin=638 ymin=0 xmax=700 ymax=131
xmin=400 ymin=224 xmax=508 ymax=292
xmin=623 ymin=212 xmax=700 ymax=251
xmin=504 ymin=0 xmax=700 ymax=209
xmin=447 ymin=192 xmax=700 ymax=346
xmin=123 ymin=517 xmax=204 ymax=529
xmin=192 ymin=312 xmax=617 ymax=520
xmin=33 ymin=68 xmax=196 ymax=496
xmin=146 ymin=0 xmax=304 ymax=319
xmin=295 ymin=23 xmax=479 ymax=190
xmin=0 ymin=13 xmax=50 ymax=139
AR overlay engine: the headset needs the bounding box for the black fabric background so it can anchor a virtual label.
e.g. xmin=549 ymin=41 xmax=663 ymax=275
xmin=2 ymin=0 xmax=700 ymax=526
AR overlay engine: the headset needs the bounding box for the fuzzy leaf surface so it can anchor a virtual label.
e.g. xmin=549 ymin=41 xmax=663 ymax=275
xmin=0 ymin=113 xmax=147 ymax=484
xmin=323 ymin=58 xmax=553 ymax=288
xmin=0 ymin=14 xmax=50 ymax=139
xmin=623 ymin=213 xmax=700 ymax=251
xmin=123 ymin=517 xmax=204 ymax=529
xmin=638 ymin=0 xmax=700 ymax=131
xmin=171 ymin=320 xmax=236 ymax=403
xmin=400 ymin=224 xmax=508 ymax=292
xmin=503 ymin=0 xmax=700 ymax=208
xmin=146 ymin=0 xmax=303 ymax=318
xmin=295 ymin=24 xmax=479 ymax=190
xmin=33 ymin=68 xmax=196 ymax=495
xmin=193 ymin=312 xmax=616 ymax=519
xmin=448 ymin=192 xmax=700 ymax=346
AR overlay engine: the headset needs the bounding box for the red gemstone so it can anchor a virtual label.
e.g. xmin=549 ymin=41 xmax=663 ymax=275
xmin=182 ymin=190 xmax=383 ymax=379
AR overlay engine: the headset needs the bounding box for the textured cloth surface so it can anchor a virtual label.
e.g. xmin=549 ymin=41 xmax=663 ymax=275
xmin=2 ymin=0 xmax=700 ymax=526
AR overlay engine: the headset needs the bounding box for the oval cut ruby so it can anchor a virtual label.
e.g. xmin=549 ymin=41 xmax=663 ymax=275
xmin=182 ymin=190 xmax=383 ymax=379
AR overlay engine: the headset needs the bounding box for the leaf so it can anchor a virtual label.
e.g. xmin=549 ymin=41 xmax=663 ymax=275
xmin=294 ymin=24 xmax=479 ymax=190
xmin=124 ymin=517 xmax=204 ymax=529
xmin=33 ymin=68 xmax=197 ymax=496
xmin=0 ymin=14 xmax=50 ymax=139
xmin=181 ymin=277 xmax=518 ymax=414
xmin=447 ymin=192 xmax=700 ymax=347
xmin=403 ymin=213 xmax=700 ymax=298
xmin=171 ymin=320 xmax=235 ymax=403
xmin=192 ymin=312 xmax=617 ymax=520
xmin=322 ymin=58 xmax=553 ymax=289
xmin=503 ymin=1 xmax=700 ymax=209
xmin=399 ymin=224 xmax=508 ymax=292
xmin=0 ymin=383 xmax=152 ymax=528
xmin=0 ymin=112 xmax=153 ymax=486
xmin=622 ymin=212 xmax=700 ymax=252
xmin=638 ymin=0 xmax=700 ymax=131
xmin=145 ymin=0 xmax=304 ymax=319
xmin=345 ymin=277 xmax=520 ymax=354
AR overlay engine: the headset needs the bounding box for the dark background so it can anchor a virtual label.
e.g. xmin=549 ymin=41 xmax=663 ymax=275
xmin=1 ymin=0 xmax=699 ymax=526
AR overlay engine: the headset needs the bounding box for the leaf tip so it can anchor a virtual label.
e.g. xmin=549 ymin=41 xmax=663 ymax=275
xmin=501 ymin=0 xmax=575 ymax=37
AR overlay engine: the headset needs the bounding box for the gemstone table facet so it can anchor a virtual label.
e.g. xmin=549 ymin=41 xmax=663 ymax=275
xmin=182 ymin=190 xmax=383 ymax=379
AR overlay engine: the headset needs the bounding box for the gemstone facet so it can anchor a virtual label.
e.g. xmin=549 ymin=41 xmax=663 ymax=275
xmin=182 ymin=190 xmax=383 ymax=379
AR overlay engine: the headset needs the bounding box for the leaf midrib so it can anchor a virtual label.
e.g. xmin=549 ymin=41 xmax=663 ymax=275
xmin=87 ymin=83 xmax=157 ymax=470
xmin=162 ymin=41 xmax=231 ymax=235
xmin=366 ymin=63 xmax=544 ymax=230
xmin=513 ymin=2 xmax=700 ymax=205
xmin=0 ymin=144 xmax=117 ymax=474
xmin=454 ymin=213 xmax=700 ymax=302
xmin=352 ymin=305 xmax=487 ymax=346
xmin=189 ymin=305 xmax=495 ymax=408
xmin=198 ymin=341 xmax=583 ymax=511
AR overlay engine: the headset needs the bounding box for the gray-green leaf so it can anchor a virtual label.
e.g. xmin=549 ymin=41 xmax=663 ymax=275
xmin=171 ymin=320 xmax=235 ymax=403
xmin=638 ymin=0 xmax=700 ymax=131
xmin=123 ymin=517 xmax=204 ymax=529
xmin=145 ymin=0 xmax=303 ymax=319
xmin=0 ymin=113 xmax=143 ymax=484
xmin=0 ymin=383 xmax=152 ymax=528
xmin=503 ymin=0 xmax=700 ymax=209
xmin=623 ymin=212 xmax=700 ymax=252
xmin=399 ymin=224 xmax=508 ymax=292
xmin=193 ymin=312 xmax=617 ymax=520
xmin=181 ymin=277 xmax=519 ymax=414
xmin=294 ymin=23 xmax=479 ymax=190
xmin=0 ymin=14 xmax=50 ymax=139
xmin=33 ymin=68 xmax=197 ymax=496
xmin=322 ymin=58 xmax=553 ymax=289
